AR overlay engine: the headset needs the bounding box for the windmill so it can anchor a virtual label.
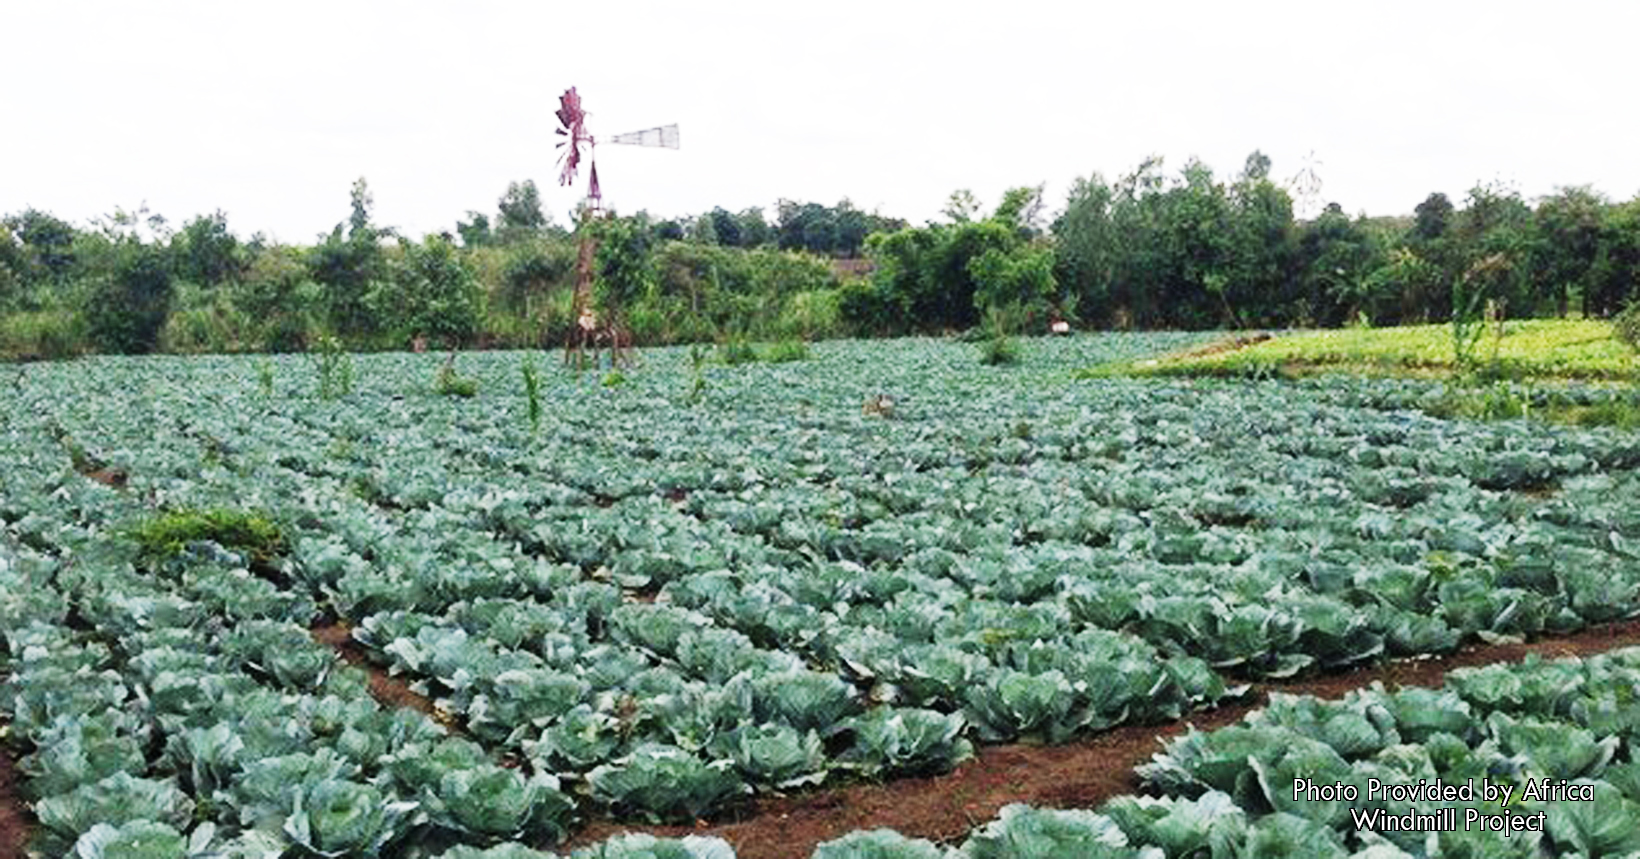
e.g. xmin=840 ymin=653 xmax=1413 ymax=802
xmin=555 ymin=86 xmax=680 ymax=368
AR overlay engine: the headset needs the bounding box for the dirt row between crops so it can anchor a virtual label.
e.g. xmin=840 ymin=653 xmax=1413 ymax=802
xmin=563 ymin=618 xmax=1640 ymax=859
xmin=0 ymin=731 xmax=30 ymax=859
xmin=3 ymin=620 xmax=1636 ymax=859
xmin=311 ymin=622 xmax=446 ymax=721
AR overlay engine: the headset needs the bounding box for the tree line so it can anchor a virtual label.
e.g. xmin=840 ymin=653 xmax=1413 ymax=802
xmin=3 ymin=153 xmax=1638 ymax=359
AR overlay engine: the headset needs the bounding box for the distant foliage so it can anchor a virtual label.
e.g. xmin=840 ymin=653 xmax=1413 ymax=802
xmin=1617 ymin=301 xmax=1640 ymax=353
xmin=82 ymin=240 xmax=174 ymax=354
xmin=717 ymin=330 xmax=759 ymax=366
xmin=396 ymin=235 xmax=483 ymax=348
xmin=6 ymin=166 xmax=1640 ymax=359
xmin=765 ymin=338 xmax=810 ymax=363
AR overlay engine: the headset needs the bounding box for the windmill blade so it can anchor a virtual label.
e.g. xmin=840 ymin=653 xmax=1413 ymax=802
xmin=607 ymin=124 xmax=679 ymax=149
xmin=556 ymin=87 xmax=585 ymax=131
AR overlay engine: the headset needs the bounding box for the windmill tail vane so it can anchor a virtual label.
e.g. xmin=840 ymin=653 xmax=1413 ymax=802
xmin=608 ymin=124 xmax=680 ymax=149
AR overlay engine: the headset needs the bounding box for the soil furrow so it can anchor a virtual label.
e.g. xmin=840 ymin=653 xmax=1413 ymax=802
xmin=310 ymin=621 xmax=448 ymax=722
xmin=0 ymin=726 xmax=33 ymax=859
xmin=564 ymin=617 xmax=1640 ymax=859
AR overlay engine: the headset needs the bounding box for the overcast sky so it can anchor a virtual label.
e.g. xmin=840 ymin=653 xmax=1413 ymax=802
xmin=7 ymin=0 xmax=1638 ymax=243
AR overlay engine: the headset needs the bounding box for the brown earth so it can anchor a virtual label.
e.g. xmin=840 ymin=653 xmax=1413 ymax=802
xmin=1169 ymin=332 xmax=1275 ymax=361
xmin=311 ymin=621 xmax=446 ymax=721
xmin=7 ymin=620 xmax=1635 ymax=859
xmin=563 ymin=618 xmax=1640 ymax=859
xmin=0 ymin=733 xmax=32 ymax=859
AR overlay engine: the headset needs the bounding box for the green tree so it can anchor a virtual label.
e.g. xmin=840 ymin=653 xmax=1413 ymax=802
xmin=593 ymin=213 xmax=657 ymax=314
xmin=500 ymin=241 xmax=573 ymax=315
xmin=1296 ymin=204 xmax=1388 ymax=324
xmin=310 ymin=178 xmax=391 ymax=340
xmin=1532 ymin=186 xmax=1607 ymax=316
xmin=1224 ymin=161 xmax=1297 ymax=326
xmin=833 ymin=200 xmax=871 ymax=255
xmin=0 ymin=224 xmax=23 ymax=310
xmin=1052 ymin=174 xmax=1117 ymax=318
xmin=1412 ymin=192 xmax=1454 ymax=243
xmin=968 ymin=243 xmax=1054 ymax=321
xmin=82 ymin=238 xmax=174 ymax=353
xmin=1452 ymin=182 xmax=1534 ymax=318
xmin=993 ymin=185 xmax=1047 ymax=238
xmin=708 ymin=208 xmax=741 ymax=247
xmin=497 ymin=180 xmax=549 ymax=242
xmin=736 ymin=208 xmax=772 ymax=248
xmin=172 ymin=211 xmax=244 ymax=287
xmin=456 ymin=211 xmax=495 ymax=248
xmin=4 ymin=208 xmax=79 ymax=288
xmin=942 ymin=189 xmax=981 ymax=223
xmin=396 ymin=235 xmax=483 ymax=347
xmin=236 ymin=244 xmax=319 ymax=351
xmin=1589 ymin=196 xmax=1640 ymax=316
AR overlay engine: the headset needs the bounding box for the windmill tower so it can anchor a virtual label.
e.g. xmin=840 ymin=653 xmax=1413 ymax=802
xmin=555 ymin=87 xmax=680 ymax=369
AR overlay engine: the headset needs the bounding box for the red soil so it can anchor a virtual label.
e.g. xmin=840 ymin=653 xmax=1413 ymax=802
xmin=6 ymin=619 xmax=1635 ymax=859
xmin=563 ymin=618 xmax=1640 ymax=859
xmin=0 ymin=736 xmax=33 ymax=859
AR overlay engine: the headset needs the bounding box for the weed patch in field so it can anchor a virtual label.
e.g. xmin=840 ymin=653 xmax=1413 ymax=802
xmin=129 ymin=507 xmax=285 ymax=565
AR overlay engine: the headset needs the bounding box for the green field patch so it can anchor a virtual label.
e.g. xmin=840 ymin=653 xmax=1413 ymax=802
xmin=1084 ymin=320 xmax=1637 ymax=383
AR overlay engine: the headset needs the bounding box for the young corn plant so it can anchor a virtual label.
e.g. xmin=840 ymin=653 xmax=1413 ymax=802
xmin=312 ymin=336 xmax=354 ymax=400
xmin=687 ymin=342 xmax=709 ymax=404
xmin=521 ymin=353 xmax=543 ymax=433
xmin=255 ymin=358 xmax=275 ymax=398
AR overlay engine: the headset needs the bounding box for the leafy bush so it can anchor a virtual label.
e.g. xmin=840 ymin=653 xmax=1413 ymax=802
xmin=397 ymin=235 xmax=485 ymax=348
xmin=765 ymin=338 xmax=809 ymax=363
xmin=436 ymin=361 xmax=480 ymax=397
xmin=82 ymin=241 xmax=174 ymax=354
xmin=1617 ymin=300 xmax=1640 ymax=353
xmin=0 ymin=309 xmax=86 ymax=360
xmin=837 ymin=278 xmax=905 ymax=337
xmin=129 ymin=508 xmax=284 ymax=566
xmin=717 ymin=332 xmax=759 ymax=366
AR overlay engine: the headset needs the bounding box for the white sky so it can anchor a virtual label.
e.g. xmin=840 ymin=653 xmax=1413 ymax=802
xmin=6 ymin=0 xmax=1638 ymax=243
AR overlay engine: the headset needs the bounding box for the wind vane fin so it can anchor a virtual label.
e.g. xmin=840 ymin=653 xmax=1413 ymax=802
xmin=608 ymin=124 xmax=680 ymax=149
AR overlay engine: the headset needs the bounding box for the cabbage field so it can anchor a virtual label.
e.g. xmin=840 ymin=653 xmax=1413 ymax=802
xmin=3 ymin=333 xmax=1640 ymax=857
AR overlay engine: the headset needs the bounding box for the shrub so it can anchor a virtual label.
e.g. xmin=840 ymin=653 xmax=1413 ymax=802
xmin=718 ymin=331 xmax=759 ymax=366
xmin=435 ymin=361 xmax=479 ymax=397
xmin=765 ymin=339 xmax=809 ymax=363
xmin=1617 ymin=301 xmax=1640 ymax=353
xmin=0 ymin=310 xmax=87 ymax=361
xmin=130 ymin=508 xmax=284 ymax=566
xmin=83 ymin=242 xmax=174 ymax=354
